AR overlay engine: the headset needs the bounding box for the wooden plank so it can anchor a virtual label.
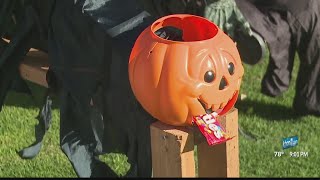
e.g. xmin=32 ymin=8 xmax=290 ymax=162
xmin=19 ymin=50 xmax=49 ymax=88
xmin=150 ymin=121 xmax=196 ymax=177
xmin=3 ymin=38 xmax=49 ymax=87
xmin=197 ymin=108 xmax=239 ymax=177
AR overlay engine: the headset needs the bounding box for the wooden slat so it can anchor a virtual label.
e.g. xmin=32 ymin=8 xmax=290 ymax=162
xmin=197 ymin=108 xmax=239 ymax=177
xmin=150 ymin=122 xmax=196 ymax=177
xmin=19 ymin=50 xmax=49 ymax=88
xmin=150 ymin=108 xmax=239 ymax=177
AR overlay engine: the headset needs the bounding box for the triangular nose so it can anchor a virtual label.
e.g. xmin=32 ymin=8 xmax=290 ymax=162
xmin=219 ymin=76 xmax=228 ymax=90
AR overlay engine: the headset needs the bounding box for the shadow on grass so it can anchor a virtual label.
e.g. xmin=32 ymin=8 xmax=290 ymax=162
xmin=3 ymin=82 xmax=60 ymax=110
xmin=236 ymin=99 xmax=303 ymax=121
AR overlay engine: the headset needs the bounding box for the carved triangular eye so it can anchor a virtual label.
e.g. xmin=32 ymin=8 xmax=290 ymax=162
xmin=204 ymin=70 xmax=215 ymax=83
xmin=228 ymin=62 xmax=235 ymax=75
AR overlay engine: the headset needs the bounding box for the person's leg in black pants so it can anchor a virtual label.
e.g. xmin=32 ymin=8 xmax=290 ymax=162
xmin=235 ymin=0 xmax=297 ymax=97
xmin=292 ymin=1 xmax=320 ymax=116
xmin=260 ymin=11 xmax=297 ymax=97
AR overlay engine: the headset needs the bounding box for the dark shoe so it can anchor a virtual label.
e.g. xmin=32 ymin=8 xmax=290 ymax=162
xmin=261 ymin=74 xmax=289 ymax=98
xmin=292 ymin=107 xmax=320 ymax=117
xmin=261 ymin=87 xmax=280 ymax=98
xmin=293 ymin=99 xmax=320 ymax=117
xmin=261 ymin=81 xmax=283 ymax=97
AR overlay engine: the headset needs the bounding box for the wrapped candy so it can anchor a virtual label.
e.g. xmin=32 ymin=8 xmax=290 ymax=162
xmin=192 ymin=112 xmax=233 ymax=146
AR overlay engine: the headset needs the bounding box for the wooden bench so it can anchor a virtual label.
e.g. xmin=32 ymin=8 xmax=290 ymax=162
xmin=19 ymin=49 xmax=49 ymax=88
xmin=8 ymin=39 xmax=239 ymax=178
xmin=2 ymin=38 xmax=49 ymax=88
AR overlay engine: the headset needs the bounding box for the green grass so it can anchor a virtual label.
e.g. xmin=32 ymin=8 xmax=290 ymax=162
xmin=0 ymin=85 xmax=76 ymax=177
xmin=238 ymin=53 xmax=320 ymax=177
xmin=0 ymin=53 xmax=320 ymax=177
xmin=0 ymin=84 xmax=130 ymax=177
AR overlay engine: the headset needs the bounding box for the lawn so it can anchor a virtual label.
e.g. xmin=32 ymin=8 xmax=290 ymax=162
xmin=0 ymin=52 xmax=319 ymax=177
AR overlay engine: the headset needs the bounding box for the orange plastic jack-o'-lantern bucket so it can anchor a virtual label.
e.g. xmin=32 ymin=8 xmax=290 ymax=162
xmin=129 ymin=14 xmax=244 ymax=127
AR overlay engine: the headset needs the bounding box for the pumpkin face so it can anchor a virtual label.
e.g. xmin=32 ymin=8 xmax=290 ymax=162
xmin=129 ymin=14 xmax=244 ymax=126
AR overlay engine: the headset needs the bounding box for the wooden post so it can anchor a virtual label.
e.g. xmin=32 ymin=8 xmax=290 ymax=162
xmin=150 ymin=122 xmax=196 ymax=177
xmin=197 ymin=108 xmax=239 ymax=177
xmin=150 ymin=108 xmax=239 ymax=178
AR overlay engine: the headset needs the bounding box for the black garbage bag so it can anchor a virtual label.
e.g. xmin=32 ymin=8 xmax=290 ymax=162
xmin=138 ymin=0 xmax=190 ymax=17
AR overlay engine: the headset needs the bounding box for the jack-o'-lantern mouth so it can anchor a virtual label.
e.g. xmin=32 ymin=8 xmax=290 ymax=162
xmin=197 ymin=91 xmax=239 ymax=115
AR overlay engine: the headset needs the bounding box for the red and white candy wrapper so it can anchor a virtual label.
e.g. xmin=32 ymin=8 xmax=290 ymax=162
xmin=192 ymin=112 xmax=234 ymax=146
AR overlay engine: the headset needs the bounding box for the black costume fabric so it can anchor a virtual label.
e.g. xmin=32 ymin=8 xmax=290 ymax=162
xmin=1 ymin=0 xmax=160 ymax=177
xmin=235 ymin=0 xmax=320 ymax=115
xmin=0 ymin=0 xmax=34 ymax=112
xmin=48 ymin=0 xmax=158 ymax=177
xmin=0 ymin=0 xmax=55 ymax=161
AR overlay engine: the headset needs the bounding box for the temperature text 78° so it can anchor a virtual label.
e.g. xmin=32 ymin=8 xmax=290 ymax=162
xmin=274 ymin=151 xmax=284 ymax=157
